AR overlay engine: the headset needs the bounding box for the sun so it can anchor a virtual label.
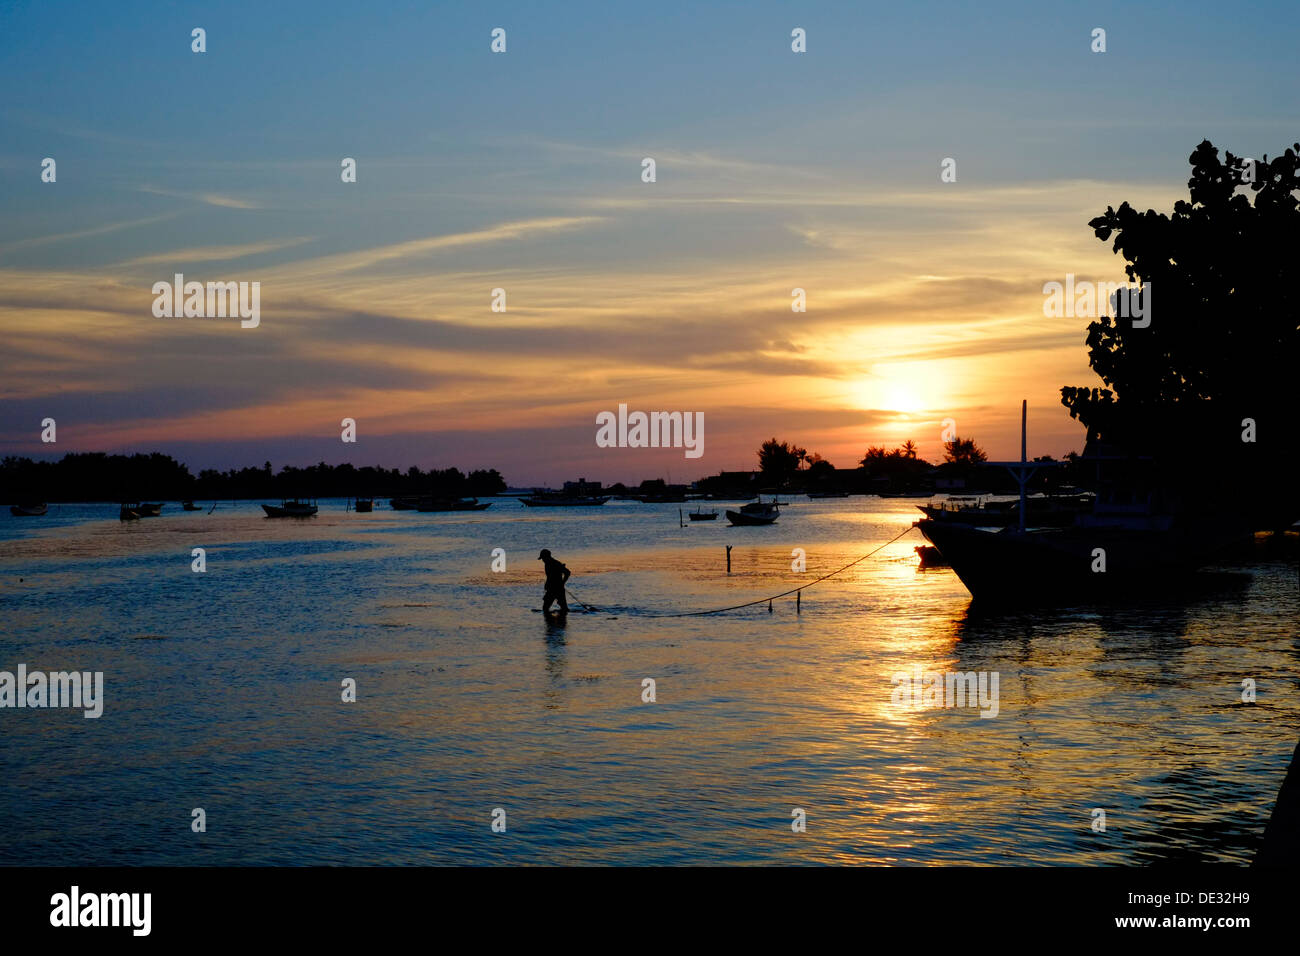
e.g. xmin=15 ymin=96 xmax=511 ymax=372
xmin=883 ymin=384 xmax=924 ymax=414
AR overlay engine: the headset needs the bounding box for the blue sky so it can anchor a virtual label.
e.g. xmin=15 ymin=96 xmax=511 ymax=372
xmin=1 ymin=1 xmax=1296 ymax=482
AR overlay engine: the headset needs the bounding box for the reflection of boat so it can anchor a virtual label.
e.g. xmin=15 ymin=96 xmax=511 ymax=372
xmin=181 ymin=501 xmax=202 ymax=512
xmin=520 ymin=494 xmax=609 ymax=507
xmin=262 ymin=499 xmax=318 ymax=518
xmin=9 ymin=503 xmax=47 ymax=516
xmin=354 ymin=498 xmax=374 ymax=513
xmin=688 ymin=507 xmax=718 ymax=521
xmin=726 ymin=500 xmax=779 ymax=526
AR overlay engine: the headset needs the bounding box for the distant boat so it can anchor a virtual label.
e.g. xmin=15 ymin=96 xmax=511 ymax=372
xmin=688 ymin=507 xmax=718 ymax=521
xmin=637 ymin=493 xmax=688 ymax=503
xmin=181 ymin=500 xmax=202 ymax=512
xmin=806 ymin=490 xmax=850 ymax=499
xmin=416 ymin=497 xmax=491 ymax=512
xmin=354 ymin=498 xmax=374 ymax=513
xmin=9 ymin=503 xmax=47 ymax=516
xmin=262 ymin=499 xmax=318 ymax=518
xmin=520 ymin=493 xmax=610 ymax=507
xmin=726 ymin=500 xmax=779 ymax=526
xmin=120 ymin=501 xmax=160 ymax=519
xmin=390 ymin=496 xmax=419 ymax=510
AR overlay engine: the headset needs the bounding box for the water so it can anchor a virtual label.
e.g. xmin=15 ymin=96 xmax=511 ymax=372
xmin=0 ymin=498 xmax=1295 ymax=865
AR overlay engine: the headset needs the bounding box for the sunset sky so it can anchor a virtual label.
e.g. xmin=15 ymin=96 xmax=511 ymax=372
xmin=2 ymin=0 xmax=1295 ymax=486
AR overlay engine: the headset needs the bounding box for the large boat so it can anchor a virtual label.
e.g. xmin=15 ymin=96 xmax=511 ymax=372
xmin=520 ymin=493 xmax=610 ymax=507
xmin=914 ymin=401 xmax=1248 ymax=604
xmin=262 ymin=499 xmax=318 ymax=518
xmin=916 ymin=494 xmax=1092 ymax=528
xmin=9 ymin=502 xmax=47 ymax=516
xmin=416 ymin=497 xmax=491 ymax=512
xmin=726 ymin=500 xmax=780 ymax=526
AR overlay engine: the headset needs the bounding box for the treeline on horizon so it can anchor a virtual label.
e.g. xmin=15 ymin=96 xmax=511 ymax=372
xmin=0 ymin=453 xmax=507 ymax=503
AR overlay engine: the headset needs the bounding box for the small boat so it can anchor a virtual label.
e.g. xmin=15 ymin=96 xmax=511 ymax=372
xmin=520 ymin=494 xmax=610 ymax=507
xmin=638 ymin=493 xmax=688 ymax=503
xmin=135 ymin=502 xmax=163 ymax=517
xmin=9 ymin=503 xmax=47 ymax=516
xmin=354 ymin=498 xmax=374 ymax=513
xmin=415 ymin=497 xmax=492 ymax=512
xmin=915 ymin=544 xmax=949 ymax=568
xmin=688 ymin=508 xmax=718 ymax=521
xmin=262 ymin=499 xmax=318 ymax=518
xmin=805 ymin=490 xmax=850 ymax=499
xmin=119 ymin=503 xmax=140 ymax=521
xmin=181 ymin=501 xmax=202 ymax=512
xmin=726 ymin=500 xmax=780 ymax=526
xmin=390 ymin=496 xmax=420 ymax=510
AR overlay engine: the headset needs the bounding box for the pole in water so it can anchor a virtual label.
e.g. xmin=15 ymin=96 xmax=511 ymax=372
xmin=768 ymin=599 xmax=773 ymax=613
xmin=796 ymin=590 xmax=801 ymax=614
xmin=726 ymin=545 xmax=732 ymax=574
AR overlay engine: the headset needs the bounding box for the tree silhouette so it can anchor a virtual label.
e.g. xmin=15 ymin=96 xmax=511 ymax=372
xmin=942 ymin=437 xmax=987 ymax=467
xmin=1060 ymin=139 xmax=1299 ymax=526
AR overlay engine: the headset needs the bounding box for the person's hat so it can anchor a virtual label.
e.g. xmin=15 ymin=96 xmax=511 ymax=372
xmin=538 ymin=549 xmax=551 ymax=559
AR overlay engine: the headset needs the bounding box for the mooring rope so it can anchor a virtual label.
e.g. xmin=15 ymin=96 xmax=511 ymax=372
xmin=568 ymin=524 xmax=918 ymax=618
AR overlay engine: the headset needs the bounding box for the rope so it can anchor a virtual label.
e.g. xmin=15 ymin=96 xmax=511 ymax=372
xmin=568 ymin=525 xmax=918 ymax=618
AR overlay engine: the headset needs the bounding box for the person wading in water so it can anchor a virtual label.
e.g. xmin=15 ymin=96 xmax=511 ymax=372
xmin=538 ymin=549 xmax=571 ymax=614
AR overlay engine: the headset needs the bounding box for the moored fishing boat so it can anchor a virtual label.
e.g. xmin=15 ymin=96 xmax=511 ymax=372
xmin=8 ymin=502 xmax=47 ymax=516
xmin=688 ymin=507 xmax=718 ymax=521
xmin=354 ymin=498 xmax=374 ymax=513
xmin=181 ymin=500 xmax=202 ymax=512
xmin=520 ymin=493 xmax=610 ymax=507
xmin=726 ymin=499 xmax=779 ymax=526
xmin=262 ymin=499 xmax=318 ymax=518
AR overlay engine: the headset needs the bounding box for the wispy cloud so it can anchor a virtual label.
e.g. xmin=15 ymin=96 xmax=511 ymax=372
xmin=136 ymin=185 xmax=262 ymax=210
xmin=112 ymin=237 xmax=316 ymax=268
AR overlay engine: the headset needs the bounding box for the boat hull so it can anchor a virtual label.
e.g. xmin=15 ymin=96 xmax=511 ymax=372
xmin=726 ymin=510 xmax=778 ymax=526
xmin=262 ymin=504 xmax=318 ymax=518
xmin=9 ymin=504 xmax=47 ymax=516
xmin=916 ymin=518 xmax=1244 ymax=604
xmin=520 ymin=497 xmax=610 ymax=507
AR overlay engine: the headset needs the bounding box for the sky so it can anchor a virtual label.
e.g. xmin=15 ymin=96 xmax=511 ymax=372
xmin=1 ymin=0 xmax=1296 ymax=486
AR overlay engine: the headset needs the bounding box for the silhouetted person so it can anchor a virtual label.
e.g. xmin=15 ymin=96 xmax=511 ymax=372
xmin=538 ymin=548 xmax=570 ymax=614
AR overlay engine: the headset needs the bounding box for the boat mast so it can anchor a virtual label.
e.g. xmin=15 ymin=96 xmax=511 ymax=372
xmin=1019 ymin=399 xmax=1027 ymax=533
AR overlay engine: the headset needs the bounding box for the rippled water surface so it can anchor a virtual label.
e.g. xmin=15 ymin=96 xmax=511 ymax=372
xmin=0 ymin=498 xmax=1296 ymax=864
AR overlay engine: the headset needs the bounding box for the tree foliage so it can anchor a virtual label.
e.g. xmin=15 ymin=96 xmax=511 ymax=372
xmin=1060 ymin=139 xmax=1299 ymax=523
